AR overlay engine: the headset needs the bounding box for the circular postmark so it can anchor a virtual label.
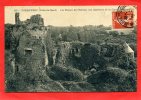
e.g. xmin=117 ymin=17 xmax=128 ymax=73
xmin=116 ymin=6 xmax=136 ymax=28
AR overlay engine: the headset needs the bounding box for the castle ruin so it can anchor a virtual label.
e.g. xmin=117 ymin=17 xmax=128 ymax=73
xmin=13 ymin=13 xmax=48 ymax=78
xmin=15 ymin=12 xmax=44 ymax=27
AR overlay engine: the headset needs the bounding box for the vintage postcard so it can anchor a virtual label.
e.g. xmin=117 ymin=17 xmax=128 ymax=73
xmin=5 ymin=6 xmax=137 ymax=92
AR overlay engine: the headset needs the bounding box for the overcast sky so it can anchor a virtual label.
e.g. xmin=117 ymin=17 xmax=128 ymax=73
xmin=5 ymin=6 xmax=137 ymax=27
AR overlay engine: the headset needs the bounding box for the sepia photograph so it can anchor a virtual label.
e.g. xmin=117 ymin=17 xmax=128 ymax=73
xmin=5 ymin=6 xmax=137 ymax=92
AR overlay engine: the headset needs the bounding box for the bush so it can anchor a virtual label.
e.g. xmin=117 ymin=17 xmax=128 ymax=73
xmin=47 ymin=65 xmax=84 ymax=81
xmin=118 ymin=70 xmax=136 ymax=91
xmin=80 ymin=43 xmax=102 ymax=71
xmin=87 ymin=67 xmax=130 ymax=91
xmin=87 ymin=67 xmax=128 ymax=84
xmin=6 ymin=74 xmax=28 ymax=92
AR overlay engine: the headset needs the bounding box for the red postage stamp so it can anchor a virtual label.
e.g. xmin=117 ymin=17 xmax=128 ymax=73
xmin=112 ymin=10 xmax=134 ymax=29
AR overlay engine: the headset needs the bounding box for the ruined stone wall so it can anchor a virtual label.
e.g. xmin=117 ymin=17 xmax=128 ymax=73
xmin=29 ymin=14 xmax=44 ymax=26
xmin=55 ymin=42 xmax=72 ymax=66
xmin=15 ymin=13 xmax=20 ymax=25
xmin=54 ymin=41 xmax=84 ymax=67
xmin=15 ymin=13 xmax=44 ymax=29
xmin=16 ymin=30 xmax=48 ymax=77
xmin=53 ymin=42 xmax=128 ymax=71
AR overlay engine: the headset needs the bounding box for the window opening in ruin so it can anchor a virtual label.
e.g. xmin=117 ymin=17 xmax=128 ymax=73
xmin=16 ymin=65 xmax=19 ymax=72
xmin=76 ymin=47 xmax=79 ymax=53
xmin=24 ymin=48 xmax=33 ymax=56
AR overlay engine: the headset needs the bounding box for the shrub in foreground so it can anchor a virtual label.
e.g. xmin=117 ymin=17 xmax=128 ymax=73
xmin=87 ymin=67 xmax=135 ymax=91
xmin=47 ymin=65 xmax=84 ymax=81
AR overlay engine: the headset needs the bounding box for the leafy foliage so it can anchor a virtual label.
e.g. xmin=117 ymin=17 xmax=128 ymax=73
xmin=47 ymin=65 xmax=84 ymax=81
xmin=87 ymin=67 xmax=136 ymax=91
xmin=5 ymin=24 xmax=136 ymax=92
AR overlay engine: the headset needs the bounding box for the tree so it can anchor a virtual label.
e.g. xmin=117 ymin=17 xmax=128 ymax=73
xmin=109 ymin=31 xmax=119 ymax=37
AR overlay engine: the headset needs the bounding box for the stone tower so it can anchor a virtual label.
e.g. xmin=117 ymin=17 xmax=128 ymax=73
xmin=15 ymin=12 xmax=20 ymax=25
